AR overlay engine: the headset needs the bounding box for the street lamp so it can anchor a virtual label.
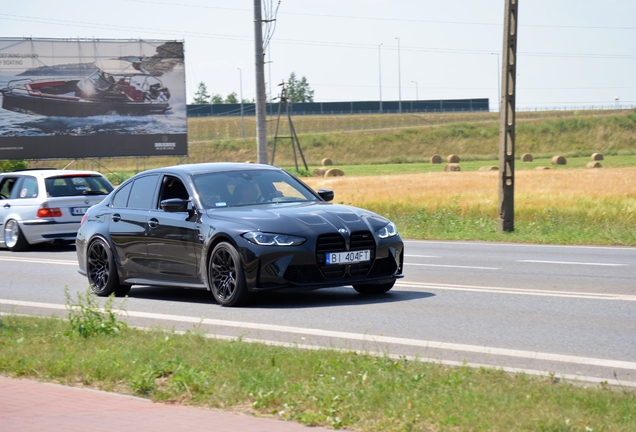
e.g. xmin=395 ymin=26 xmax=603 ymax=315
xmin=238 ymin=67 xmax=245 ymax=138
xmin=396 ymin=37 xmax=401 ymax=114
xmin=491 ymin=52 xmax=500 ymax=111
xmin=378 ymin=43 xmax=383 ymax=113
xmin=411 ymin=80 xmax=418 ymax=100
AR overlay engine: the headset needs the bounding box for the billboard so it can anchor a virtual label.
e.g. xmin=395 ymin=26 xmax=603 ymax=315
xmin=0 ymin=38 xmax=187 ymax=160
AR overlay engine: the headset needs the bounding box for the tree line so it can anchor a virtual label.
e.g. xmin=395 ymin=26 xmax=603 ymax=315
xmin=193 ymin=72 xmax=314 ymax=104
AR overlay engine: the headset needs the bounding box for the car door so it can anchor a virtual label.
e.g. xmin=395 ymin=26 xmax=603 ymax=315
xmin=145 ymin=175 xmax=200 ymax=283
xmin=108 ymin=174 xmax=159 ymax=276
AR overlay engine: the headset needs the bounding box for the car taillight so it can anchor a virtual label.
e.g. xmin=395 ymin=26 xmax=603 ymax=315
xmin=80 ymin=213 xmax=88 ymax=226
xmin=37 ymin=207 xmax=63 ymax=218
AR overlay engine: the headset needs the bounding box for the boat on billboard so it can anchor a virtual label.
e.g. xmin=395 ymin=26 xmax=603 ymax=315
xmin=0 ymin=38 xmax=187 ymax=160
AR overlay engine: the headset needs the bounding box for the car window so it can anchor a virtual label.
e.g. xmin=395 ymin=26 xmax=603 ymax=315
xmin=127 ymin=175 xmax=159 ymax=209
xmin=111 ymin=181 xmax=133 ymax=208
xmin=0 ymin=177 xmax=19 ymax=200
xmin=159 ymin=176 xmax=189 ymax=203
xmin=193 ymin=169 xmax=318 ymax=208
xmin=45 ymin=175 xmax=113 ymax=197
xmin=16 ymin=176 xmax=39 ymax=199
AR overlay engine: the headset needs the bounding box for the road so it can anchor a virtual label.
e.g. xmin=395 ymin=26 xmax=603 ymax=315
xmin=1 ymin=240 xmax=635 ymax=387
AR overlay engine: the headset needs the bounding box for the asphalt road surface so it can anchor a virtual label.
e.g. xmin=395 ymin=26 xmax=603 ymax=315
xmin=1 ymin=240 xmax=635 ymax=388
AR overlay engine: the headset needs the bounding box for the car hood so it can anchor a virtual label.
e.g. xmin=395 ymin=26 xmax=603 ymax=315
xmin=204 ymin=202 xmax=391 ymax=235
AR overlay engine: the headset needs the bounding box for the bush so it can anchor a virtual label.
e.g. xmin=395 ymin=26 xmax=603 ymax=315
xmin=0 ymin=160 xmax=28 ymax=172
xmin=65 ymin=287 xmax=128 ymax=338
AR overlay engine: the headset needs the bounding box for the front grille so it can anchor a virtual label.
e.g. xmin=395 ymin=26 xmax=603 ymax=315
xmin=316 ymin=233 xmax=346 ymax=278
xmin=315 ymin=231 xmax=376 ymax=280
xmin=316 ymin=233 xmax=345 ymax=253
xmin=349 ymin=231 xmax=375 ymax=277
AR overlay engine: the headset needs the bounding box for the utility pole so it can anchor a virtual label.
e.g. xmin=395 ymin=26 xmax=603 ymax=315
xmin=378 ymin=43 xmax=383 ymax=113
xmin=498 ymin=0 xmax=519 ymax=233
xmin=395 ymin=37 xmax=402 ymax=114
xmin=253 ymin=0 xmax=268 ymax=164
xmin=238 ymin=67 xmax=245 ymax=138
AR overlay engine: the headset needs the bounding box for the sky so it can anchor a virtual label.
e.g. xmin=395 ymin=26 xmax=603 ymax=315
xmin=1 ymin=0 xmax=635 ymax=110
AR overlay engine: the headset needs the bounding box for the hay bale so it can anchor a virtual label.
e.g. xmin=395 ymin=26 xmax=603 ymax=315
xmin=551 ymin=155 xmax=567 ymax=165
xmin=429 ymin=155 xmax=443 ymax=164
xmin=591 ymin=153 xmax=604 ymax=161
xmin=324 ymin=168 xmax=345 ymax=177
xmin=321 ymin=158 xmax=333 ymax=166
xmin=313 ymin=168 xmax=327 ymax=177
xmin=447 ymin=154 xmax=460 ymax=163
xmin=444 ymin=163 xmax=461 ymax=172
xmin=521 ymin=153 xmax=533 ymax=162
xmin=478 ymin=166 xmax=498 ymax=171
xmin=534 ymin=166 xmax=550 ymax=170
xmin=586 ymin=161 xmax=603 ymax=169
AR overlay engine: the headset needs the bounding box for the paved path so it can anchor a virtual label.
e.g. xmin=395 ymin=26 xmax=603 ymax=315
xmin=0 ymin=376 xmax=333 ymax=431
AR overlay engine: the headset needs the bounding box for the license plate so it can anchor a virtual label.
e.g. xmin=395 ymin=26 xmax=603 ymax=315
xmin=326 ymin=250 xmax=370 ymax=265
xmin=70 ymin=207 xmax=89 ymax=216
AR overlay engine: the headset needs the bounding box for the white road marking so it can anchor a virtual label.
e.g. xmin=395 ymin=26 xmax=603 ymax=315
xmin=2 ymin=298 xmax=636 ymax=371
xmin=396 ymin=281 xmax=636 ymax=301
xmin=518 ymin=260 xmax=628 ymax=267
xmin=404 ymin=239 xmax=636 ymax=251
xmin=406 ymin=263 xmax=499 ymax=270
xmin=0 ymin=256 xmax=77 ymax=266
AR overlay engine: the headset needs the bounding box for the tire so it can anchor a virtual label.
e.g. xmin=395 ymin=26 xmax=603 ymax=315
xmin=208 ymin=242 xmax=249 ymax=307
xmin=353 ymin=280 xmax=396 ymax=295
xmin=4 ymin=219 xmax=29 ymax=252
xmin=86 ymin=238 xmax=130 ymax=297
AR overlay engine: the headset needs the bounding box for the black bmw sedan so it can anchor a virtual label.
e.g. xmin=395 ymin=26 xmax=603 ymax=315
xmin=76 ymin=163 xmax=404 ymax=306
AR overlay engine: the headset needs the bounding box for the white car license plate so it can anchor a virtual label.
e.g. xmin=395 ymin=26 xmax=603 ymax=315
xmin=71 ymin=207 xmax=89 ymax=216
xmin=326 ymin=250 xmax=370 ymax=265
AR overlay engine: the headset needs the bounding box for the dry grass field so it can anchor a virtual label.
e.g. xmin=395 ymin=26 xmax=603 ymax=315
xmin=17 ymin=109 xmax=635 ymax=245
xmin=304 ymin=166 xmax=636 ymax=245
xmin=304 ymin=166 xmax=636 ymax=211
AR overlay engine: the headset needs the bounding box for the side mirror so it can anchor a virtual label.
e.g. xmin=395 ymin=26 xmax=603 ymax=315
xmin=161 ymin=198 xmax=191 ymax=213
xmin=317 ymin=189 xmax=334 ymax=202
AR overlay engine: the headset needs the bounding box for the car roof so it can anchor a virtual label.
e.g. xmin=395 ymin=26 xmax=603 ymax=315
xmin=0 ymin=169 xmax=106 ymax=178
xmin=138 ymin=162 xmax=282 ymax=177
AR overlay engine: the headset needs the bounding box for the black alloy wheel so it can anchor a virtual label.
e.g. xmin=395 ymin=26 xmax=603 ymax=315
xmin=208 ymin=242 xmax=249 ymax=307
xmin=86 ymin=238 xmax=130 ymax=297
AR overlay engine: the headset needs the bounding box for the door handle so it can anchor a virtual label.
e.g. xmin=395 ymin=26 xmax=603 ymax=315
xmin=111 ymin=213 xmax=121 ymax=222
xmin=3 ymin=203 xmax=9 ymax=209
xmin=148 ymin=218 xmax=159 ymax=229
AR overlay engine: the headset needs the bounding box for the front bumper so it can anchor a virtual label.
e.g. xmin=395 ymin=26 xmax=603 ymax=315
xmin=239 ymin=235 xmax=404 ymax=291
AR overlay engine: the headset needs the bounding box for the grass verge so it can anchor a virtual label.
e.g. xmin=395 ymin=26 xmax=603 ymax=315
xmin=1 ymin=312 xmax=635 ymax=431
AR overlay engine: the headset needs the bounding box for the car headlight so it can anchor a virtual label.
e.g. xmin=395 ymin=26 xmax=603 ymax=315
xmin=376 ymin=222 xmax=398 ymax=239
xmin=242 ymin=232 xmax=307 ymax=246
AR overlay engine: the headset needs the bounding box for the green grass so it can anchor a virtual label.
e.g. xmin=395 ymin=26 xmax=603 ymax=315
xmin=1 ymin=313 xmax=635 ymax=431
xmin=34 ymin=109 xmax=636 ymax=172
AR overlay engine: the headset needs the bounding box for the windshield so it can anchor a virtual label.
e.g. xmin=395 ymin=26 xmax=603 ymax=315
xmin=45 ymin=175 xmax=114 ymax=197
xmin=193 ymin=169 xmax=318 ymax=209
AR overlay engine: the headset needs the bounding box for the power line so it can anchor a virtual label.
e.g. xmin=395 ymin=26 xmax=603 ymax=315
xmin=1 ymin=14 xmax=634 ymax=61
xmin=122 ymin=0 xmax=636 ymax=31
